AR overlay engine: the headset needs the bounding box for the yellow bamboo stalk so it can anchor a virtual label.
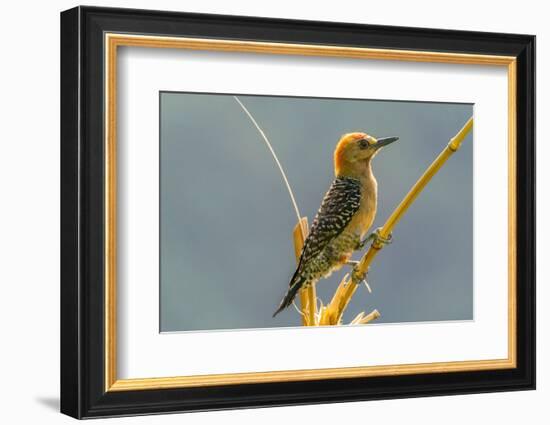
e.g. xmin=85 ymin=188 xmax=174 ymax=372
xmin=292 ymin=218 xmax=317 ymax=326
xmin=351 ymin=309 xmax=380 ymax=325
xmin=318 ymin=273 xmax=349 ymax=325
xmin=356 ymin=309 xmax=381 ymax=325
xmin=321 ymin=117 xmax=474 ymax=324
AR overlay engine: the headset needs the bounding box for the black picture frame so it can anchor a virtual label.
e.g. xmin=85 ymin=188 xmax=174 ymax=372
xmin=61 ymin=5 xmax=535 ymax=419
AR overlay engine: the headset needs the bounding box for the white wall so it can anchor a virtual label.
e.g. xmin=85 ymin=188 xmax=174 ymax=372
xmin=0 ymin=0 xmax=545 ymax=423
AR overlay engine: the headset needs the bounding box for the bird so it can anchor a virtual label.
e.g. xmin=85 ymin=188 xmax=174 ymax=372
xmin=273 ymin=132 xmax=399 ymax=317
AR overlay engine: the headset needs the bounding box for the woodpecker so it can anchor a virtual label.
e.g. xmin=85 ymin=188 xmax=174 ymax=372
xmin=273 ymin=132 xmax=399 ymax=317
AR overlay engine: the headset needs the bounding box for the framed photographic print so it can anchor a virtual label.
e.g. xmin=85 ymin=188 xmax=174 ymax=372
xmin=60 ymin=6 xmax=535 ymax=419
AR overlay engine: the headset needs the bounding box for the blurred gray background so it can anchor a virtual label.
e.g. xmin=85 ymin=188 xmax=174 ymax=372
xmin=160 ymin=92 xmax=473 ymax=332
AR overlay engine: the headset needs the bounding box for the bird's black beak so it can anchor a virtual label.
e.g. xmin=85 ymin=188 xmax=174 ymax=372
xmin=375 ymin=136 xmax=399 ymax=148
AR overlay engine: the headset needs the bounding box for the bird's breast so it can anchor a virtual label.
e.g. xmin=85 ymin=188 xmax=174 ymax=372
xmin=349 ymin=177 xmax=377 ymax=238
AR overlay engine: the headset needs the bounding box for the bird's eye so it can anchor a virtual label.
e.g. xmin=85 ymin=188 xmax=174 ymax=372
xmin=358 ymin=139 xmax=369 ymax=149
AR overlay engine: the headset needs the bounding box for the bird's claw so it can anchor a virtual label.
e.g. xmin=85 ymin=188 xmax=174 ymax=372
xmin=351 ymin=267 xmax=365 ymax=283
xmin=358 ymin=227 xmax=393 ymax=250
xmin=375 ymin=228 xmax=393 ymax=245
xmin=351 ymin=266 xmax=372 ymax=292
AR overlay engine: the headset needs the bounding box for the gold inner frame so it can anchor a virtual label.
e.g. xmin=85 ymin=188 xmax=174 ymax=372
xmin=104 ymin=33 xmax=518 ymax=392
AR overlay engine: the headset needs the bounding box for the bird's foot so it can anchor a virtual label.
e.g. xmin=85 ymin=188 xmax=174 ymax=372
xmin=357 ymin=227 xmax=393 ymax=250
xmin=351 ymin=266 xmax=366 ymax=282
xmin=376 ymin=228 xmax=393 ymax=245
xmin=351 ymin=266 xmax=372 ymax=293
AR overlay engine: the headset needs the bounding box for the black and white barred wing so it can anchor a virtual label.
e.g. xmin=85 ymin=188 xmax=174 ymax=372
xmin=300 ymin=176 xmax=362 ymax=264
xmin=272 ymin=177 xmax=362 ymax=317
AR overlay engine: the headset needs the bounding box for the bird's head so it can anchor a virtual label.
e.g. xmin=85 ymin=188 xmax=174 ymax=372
xmin=334 ymin=132 xmax=399 ymax=177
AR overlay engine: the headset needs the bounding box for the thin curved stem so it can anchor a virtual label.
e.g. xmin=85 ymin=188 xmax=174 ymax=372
xmin=234 ymin=96 xmax=301 ymax=222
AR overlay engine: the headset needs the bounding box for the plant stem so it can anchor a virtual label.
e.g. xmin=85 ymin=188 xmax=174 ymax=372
xmin=293 ymin=218 xmax=317 ymax=325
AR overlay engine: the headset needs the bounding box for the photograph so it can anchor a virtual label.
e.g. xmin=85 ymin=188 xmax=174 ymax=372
xmin=159 ymin=92 xmax=473 ymax=332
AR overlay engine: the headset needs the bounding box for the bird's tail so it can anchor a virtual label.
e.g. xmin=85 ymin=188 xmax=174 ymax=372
xmin=273 ymin=272 xmax=307 ymax=318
